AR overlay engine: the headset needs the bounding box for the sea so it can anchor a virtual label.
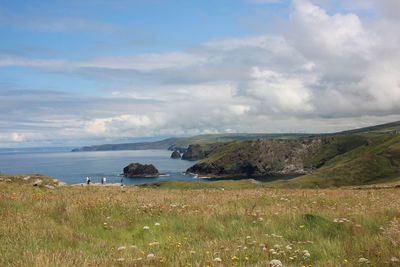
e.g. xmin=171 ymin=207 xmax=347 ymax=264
xmin=0 ymin=147 xmax=298 ymax=185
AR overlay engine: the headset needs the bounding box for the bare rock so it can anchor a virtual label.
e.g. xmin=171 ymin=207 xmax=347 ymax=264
xmin=32 ymin=179 xmax=43 ymax=186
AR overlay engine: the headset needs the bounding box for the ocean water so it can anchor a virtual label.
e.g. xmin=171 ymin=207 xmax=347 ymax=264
xmin=0 ymin=147 xmax=298 ymax=185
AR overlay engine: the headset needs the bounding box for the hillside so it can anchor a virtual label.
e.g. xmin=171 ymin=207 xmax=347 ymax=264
xmin=187 ymin=133 xmax=400 ymax=188
xmin=272 ymin=134 xmax=400 ymax=188
xmin=334 ymin=120 xmax=400 ymax=135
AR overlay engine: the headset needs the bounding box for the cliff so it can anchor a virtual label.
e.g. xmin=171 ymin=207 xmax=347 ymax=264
xmin=186 ymin=135 xmax=370 ymax=177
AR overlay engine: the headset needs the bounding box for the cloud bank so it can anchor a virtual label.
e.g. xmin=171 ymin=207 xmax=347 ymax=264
xmin=1 ymin=0 xmax=400 ymax=146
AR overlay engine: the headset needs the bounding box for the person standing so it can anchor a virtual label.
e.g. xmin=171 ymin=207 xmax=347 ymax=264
xmin=86 ymin=176 xmax=90 ymax=185
xmin=120 ymin=176 xmax=124 ymax=186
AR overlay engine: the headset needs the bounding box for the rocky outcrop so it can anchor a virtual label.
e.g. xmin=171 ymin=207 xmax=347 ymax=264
xmin=123 ymin=163 xmax=160 ymax=177
xmin=186 ymin=138 xmax=332 ymax=177
xmin=170 ymin=150 xmax=181 ymax=159
xmin=182 ymin=143 xmax=222 ymax=160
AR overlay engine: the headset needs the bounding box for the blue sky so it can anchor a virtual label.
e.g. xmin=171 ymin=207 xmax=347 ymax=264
xmin=1 ymin=0 xmax=400 ymax=147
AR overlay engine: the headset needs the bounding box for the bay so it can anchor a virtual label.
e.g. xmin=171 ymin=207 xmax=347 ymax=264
xmin=0 ymin=147 xmax=298 ymax=185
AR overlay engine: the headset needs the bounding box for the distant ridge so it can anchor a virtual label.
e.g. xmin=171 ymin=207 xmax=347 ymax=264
xmin=335 ymin=120 xmax=400 ymax=135
xmin=71 ymin=133 xmax=312 ymax=152
xmin=71 ymin=120 xmax=400 ymax=152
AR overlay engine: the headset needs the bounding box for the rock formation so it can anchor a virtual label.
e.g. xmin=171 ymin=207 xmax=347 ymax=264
xmin=170 ymin=150 xmax=181 ymax=159
xmin=123 ymin=163 xmax=160 ymax=177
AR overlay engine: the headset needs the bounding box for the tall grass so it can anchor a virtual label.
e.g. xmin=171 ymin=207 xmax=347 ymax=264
xmin=0 ymin=177 xmax=399 ymax=266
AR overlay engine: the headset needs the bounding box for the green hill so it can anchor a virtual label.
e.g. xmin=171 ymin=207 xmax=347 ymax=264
xmin=187 ymin=132 xmax=400 ymax=188
xmin=272 ymin=134 xmax=400 ymax=188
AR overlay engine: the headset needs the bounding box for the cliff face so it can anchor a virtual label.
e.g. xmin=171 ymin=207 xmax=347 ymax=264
xmin=186 ymin=138 xmax=333 ymax=177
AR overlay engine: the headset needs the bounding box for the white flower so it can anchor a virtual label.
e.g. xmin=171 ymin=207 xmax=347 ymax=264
xmin=115 ymin=258 xmax=125 ymax=262
xmin=143 ymin=226 xmax=150 ymax=230
xmin=189 ymin=250 xmax=196 ymax=254
xmin=154 ymin=222 xmax=160 ymax=226
xmin=213 ymin=257 xmax=222 ymax=262
xmin=269 ymin=259 xmax=283 ymax=267
xmin=147 ymin=253 xmax=155 ymax=259
xmin=269 ymin=249 xmax=275 ymax=253
xmin=304 ymin=252 xmax=311 ymax=258
xmin=117 ymin=246 xmax=126 ymax=251
xmin=274 ymin=244 xmax=281 ymax=249
xmin=358 ymin=258 xmax=369 ymax=263
xmin=129 ymin=245 xmax=137 ymax=249
xmin=391 ymin=257 xmax=400 ymax=262
xmin=285 ymin=245 xmax=292 ymax=250
xmin=246 ymin=236 xmax=251 ymax=239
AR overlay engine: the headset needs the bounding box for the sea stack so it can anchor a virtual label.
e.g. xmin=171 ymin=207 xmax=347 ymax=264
xmin=123 ymin=163 xmax=160 ymax=177
xmin=170 ymin=150 xmax=181 ymax=159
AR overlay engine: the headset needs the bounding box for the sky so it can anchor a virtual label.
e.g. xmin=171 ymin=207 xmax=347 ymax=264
xmin=1 ymin=0 xmax=400 ymax=147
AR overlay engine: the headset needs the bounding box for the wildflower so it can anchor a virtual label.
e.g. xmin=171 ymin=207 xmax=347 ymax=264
xmin=269 ymin=259 xmax=283 ymax=267
xmin=358 ymin=258 xmax=369 ymax=264
xmin=147 ymin=253 xmax=155 ymax=259
xmin=273 ymin=244 xmax=281 ymax=249
xmin=285 ymin=245 xmax=292 ymax=250
xmin=115 ymin=258 xmax=125 ymax=262
xmin=231 ymin=256 xmax=239 ymax=260
xmin=244 ymin=256 xmax=249 ymax=260
xmin=143 ymin=226 xmax=150 ymax=230
xmin=391 ymin=257 xmax=399 ymax=262
xmin=213 ymin=257 xmax=222 ymax=262
xmin=129 ymin=245 xmax=138 ymax=249
xmin=155 ymin=222 xmax=160 ymax=226
xmin=189 ymin=250 xmax=196 ymax=254
xmin=246 ymin=236 xmax=251 ymax=239
xmin=117 ymin=246 xmax=126 ymax=251
xmin=343 ymin=259 xmax=349 ymax=264
xmin=299 ymin=225 xmax=305 ymax=229
xmin=303 ymin=250 xmax=311 ymax=258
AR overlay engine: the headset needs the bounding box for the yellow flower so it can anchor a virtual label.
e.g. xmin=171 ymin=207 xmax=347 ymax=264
xmin=231 ymin=256 xmax=239 ymax=260
xmin=343 ymin=259 xmax=349 ymax=264
xmin=299 ymin=225 xmax=305 ymax=228
xmin=244 ymin=256 xmax=249 ymax=260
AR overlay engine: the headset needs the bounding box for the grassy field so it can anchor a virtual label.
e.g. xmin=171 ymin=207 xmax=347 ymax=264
xmin=1 ymin=176 xmax=400 ymax=266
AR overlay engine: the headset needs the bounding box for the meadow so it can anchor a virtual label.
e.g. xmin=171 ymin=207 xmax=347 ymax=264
xmin=0 ymin=176 xmax=399 ymax=266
